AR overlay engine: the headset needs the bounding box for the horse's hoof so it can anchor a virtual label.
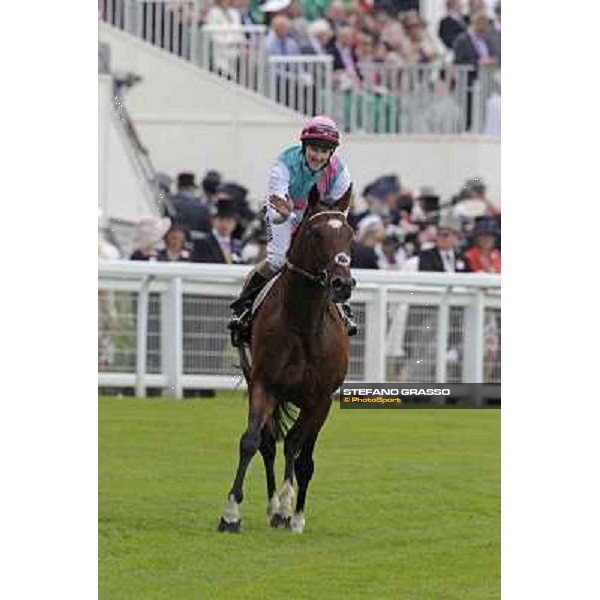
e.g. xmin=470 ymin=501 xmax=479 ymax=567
xmin=290 ymin=512 xmax=305 ymax=534
xmin=270 ymin=513 xmax=291 ymax=529
xmin=217 ymin=517 xmax=242 ymax=533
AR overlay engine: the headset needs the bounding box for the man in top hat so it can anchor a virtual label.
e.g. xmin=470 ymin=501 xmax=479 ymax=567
xmin=418 ymin=212 xmax=470 ymax=272
xmin=171 ymin=172 xmax=212 ymax=235
xmin=192 ymin=197 xmax=242 ymax=264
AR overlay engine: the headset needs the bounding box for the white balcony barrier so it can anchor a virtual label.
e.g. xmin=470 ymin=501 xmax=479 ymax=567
xmin=98 ymin=261 xmax=500 ymax=397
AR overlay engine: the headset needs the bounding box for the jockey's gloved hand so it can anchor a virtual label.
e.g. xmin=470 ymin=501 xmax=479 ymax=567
xmin=268 ymin=194 xmax=294 ymax=224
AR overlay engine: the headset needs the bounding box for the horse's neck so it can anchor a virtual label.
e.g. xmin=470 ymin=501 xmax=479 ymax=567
xmin=281 ymin=270 xmax=329 ymax=333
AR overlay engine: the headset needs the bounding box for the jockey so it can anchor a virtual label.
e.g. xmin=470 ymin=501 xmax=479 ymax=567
xmin=228 ymin=115 xmax=358 ymax=346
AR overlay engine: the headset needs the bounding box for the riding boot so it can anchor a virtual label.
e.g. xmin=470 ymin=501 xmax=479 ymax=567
xmin=338 ymin=302 xmax=358 ymax=337
xmin=228 ymin=267 xmax=271 ymax=347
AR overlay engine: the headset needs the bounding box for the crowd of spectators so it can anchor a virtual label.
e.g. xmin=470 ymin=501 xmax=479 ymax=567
xmin=200 ymin=0 xmax=500 ymax=74
xmin=102 ymin=167 xmax=500 ymax=275
xmin=200 ymin=0 xmax=501 ymax=130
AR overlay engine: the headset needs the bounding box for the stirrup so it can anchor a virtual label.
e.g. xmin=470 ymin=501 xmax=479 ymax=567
xmin=228 ymin=308 xmax=251 ymax=347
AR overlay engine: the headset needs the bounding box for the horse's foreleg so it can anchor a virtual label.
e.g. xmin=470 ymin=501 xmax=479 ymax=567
xmin=291 ymin=400 xmax=332 ymax=534
xmin=290 ymin=434 xmax=317 ymax=533
xmin=270 ymin=413 xmax=308 ymax=528
xmin=218 ymin=381 xmax=275 ymax=533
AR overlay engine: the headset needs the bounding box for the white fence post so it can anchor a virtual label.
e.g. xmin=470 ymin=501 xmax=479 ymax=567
xmin=363 ymin=286 xmax=387 ymax=382
xmin=162 ymin=276 xmax=183 ymax=398
xmin=463 ymin=288 xmax=485 ymax=389
xmin=135 ymin=276 xmax=150 ymax=398
xmin=435 ymin=291 xmax=449 ymax=385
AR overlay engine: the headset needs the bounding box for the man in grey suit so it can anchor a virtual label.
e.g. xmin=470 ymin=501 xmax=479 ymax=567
xmin=486 ymin=2 xmax=501 ymax=65
xmin=452 ymin=11 xmax=499 ymax=129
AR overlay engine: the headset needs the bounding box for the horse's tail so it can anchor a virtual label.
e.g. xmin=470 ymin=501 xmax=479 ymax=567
xmin=272 ymin=400 xmax=298 ymax=443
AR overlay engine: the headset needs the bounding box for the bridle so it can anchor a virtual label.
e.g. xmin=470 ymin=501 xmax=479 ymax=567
xmin=285 ymin=210 xmax=352 ymax=288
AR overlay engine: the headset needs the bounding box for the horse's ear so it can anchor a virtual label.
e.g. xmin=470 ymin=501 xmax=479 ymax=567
xmin=336 ymin=184 xmax=353 ymax=214
xmin=307 ymin=184 xmax=321 ymax=213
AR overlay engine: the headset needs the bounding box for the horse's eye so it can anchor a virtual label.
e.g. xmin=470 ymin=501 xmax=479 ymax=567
xmin=310 ymin=228 xmax=323 ymax=241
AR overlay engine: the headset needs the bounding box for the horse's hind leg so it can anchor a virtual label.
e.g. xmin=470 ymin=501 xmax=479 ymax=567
xmin=218 ymin=381 xmax=276 ymax=533
xmin=259 ymin=423 xmax=279 ymax=522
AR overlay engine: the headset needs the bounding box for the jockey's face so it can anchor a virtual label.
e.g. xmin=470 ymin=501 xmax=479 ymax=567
xmin=305 ymin=144 xmax=333 ymax=171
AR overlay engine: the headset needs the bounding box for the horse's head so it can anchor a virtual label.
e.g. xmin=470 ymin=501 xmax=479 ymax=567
xmin=287 ymin=184 xmax=355 ymax=303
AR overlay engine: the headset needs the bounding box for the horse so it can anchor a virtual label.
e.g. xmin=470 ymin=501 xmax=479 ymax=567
xmin=218 ymin=183 xmax=355 ymax=533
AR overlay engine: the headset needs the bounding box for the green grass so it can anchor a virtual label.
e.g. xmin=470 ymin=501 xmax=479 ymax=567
xmin=99 ymin=392 xmax=500 ymax=600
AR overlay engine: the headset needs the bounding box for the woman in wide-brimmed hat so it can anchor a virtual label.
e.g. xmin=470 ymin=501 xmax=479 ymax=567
xmin=464 ymin=217 xmax=501 ymax=273
xmin=130 ymin=217 xmax=171 ymax=261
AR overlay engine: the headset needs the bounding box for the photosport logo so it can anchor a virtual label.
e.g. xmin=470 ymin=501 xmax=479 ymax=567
xmin=337 ymin=383 xmax=500 ymax=409
xmin=339 ymin=384 xmax=451 ymax=409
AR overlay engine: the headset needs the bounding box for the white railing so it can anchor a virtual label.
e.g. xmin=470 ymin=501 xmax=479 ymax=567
xmin=334 ymin=63 xmax=472 ymax=134
xmin=198 ymin=24 xmax=268 ymax=93
xmin=98 ymin=261 xmax=500 ymax=397
xmin=267 ymin=55 xmax=333 ymax=117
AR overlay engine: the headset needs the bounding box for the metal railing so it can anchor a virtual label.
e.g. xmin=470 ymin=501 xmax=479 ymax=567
xmin=198 ymin=24 xmax=267 ymax=93
xmin=98 ymin=261 xmax=500 ymax=397
xmin=98 ymin=1 xmax=500 ymax=135
xmin=333 ymin=62 xmax=472 ymax=134
xmin=267 ymin=56 xmax=333 ymax=117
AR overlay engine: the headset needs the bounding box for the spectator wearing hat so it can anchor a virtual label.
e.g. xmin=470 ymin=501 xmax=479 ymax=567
xmin=171 ymin=172 xmax=212 ymax=235
xmin=464 ymin=177 xmax=500 ymax=217
xmin=260 ymin=0 xmax=292 ymax=26
xmin=418 ymin=213 xmax=470 ymax=272
xmin=464 ymin=217 xmax=501 ymax=273
xmin=130 ymin=217 xmax=172 ymax=261
xmin=157 ymin=223 xmax=192 ymax=262
xmin=351 ymin=214 xmax=385 ymax=269
xmin=201 ymin=170 xmax=222 ymax=208
xmin=216 ymin=181 xmax=256 ymax=239
xmin=377 ymin=231 xmax=408 ymax=270
xmin=193 ymin=198 xmax=242 ymax=264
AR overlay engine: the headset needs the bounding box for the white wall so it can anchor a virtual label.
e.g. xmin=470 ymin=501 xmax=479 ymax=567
xmin=99 ymin=23 xmax=500 ymax=209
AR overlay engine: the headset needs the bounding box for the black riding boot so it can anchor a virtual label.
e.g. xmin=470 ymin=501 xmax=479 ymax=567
xmin=228 ymin=271 xmax=269 ymax=347
xmin=339 ymin=302 xmax=358 ymax=337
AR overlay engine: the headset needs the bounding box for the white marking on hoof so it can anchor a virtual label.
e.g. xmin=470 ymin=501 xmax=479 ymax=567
xmin=290 ymin=511 xmax=305 ymax=534
xmin=221 ymin=493 xmax=240 ymax=524
xmin=277 ymin=480 xmax=294 ymax=519
xmin=266 ymin=493 xmax=280 ymax=521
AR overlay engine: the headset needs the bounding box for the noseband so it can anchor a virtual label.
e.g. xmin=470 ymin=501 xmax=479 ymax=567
xmin=285 ymin=210 xmax=352 ymax=287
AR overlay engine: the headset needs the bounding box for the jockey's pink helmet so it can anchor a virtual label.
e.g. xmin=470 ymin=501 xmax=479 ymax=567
xmin=300 ymin=115 xmax=340 ymax=148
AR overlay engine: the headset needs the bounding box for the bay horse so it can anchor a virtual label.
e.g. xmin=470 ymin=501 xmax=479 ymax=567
xmin=218 ymin=184 xmax=355 ymax=533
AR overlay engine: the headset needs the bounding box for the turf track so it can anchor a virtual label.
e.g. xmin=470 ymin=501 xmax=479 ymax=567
xmin=99 ymin=392 xmax=499 ymax=599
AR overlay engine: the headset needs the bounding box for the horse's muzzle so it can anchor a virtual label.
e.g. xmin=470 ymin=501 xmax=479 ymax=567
xmin=330 ymin=275 xmax=354 ymax=302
